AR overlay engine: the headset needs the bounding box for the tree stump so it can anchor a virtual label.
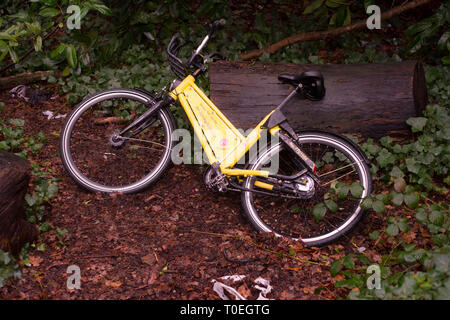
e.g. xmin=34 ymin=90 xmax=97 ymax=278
xmin=0 ymin=151 xmax=37 ymax=255
xmin=209 ymin=61 xmax=428 ymax=139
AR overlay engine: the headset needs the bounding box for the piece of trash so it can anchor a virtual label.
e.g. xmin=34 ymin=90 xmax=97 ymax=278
xmin=43 ymin=110 xmax=66 ymax=120
xmin=143 ymin=32 xmax=155 ymax=41
xmin=212 ymin=281 xmax=246 ymax=300
xmin=43 ymin=111 xmax=53 ymax=119
xmin=254 ymin=277 xmax=273 ymax=300
xmin=212 ymin=275 xmax=273 ymax=300
xmin=219 ymin=275 xmax=246 ymax=282
xmin=9 ymin=85 xmax=29 ymax=102
xmin=357 ymin=246 xmax=366 ymax=253
xmin=10 ymin=85 xmax=54 ymax=105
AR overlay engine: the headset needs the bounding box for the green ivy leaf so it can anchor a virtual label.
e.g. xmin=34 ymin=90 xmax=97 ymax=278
xmin=369 ymin=230 xmax=380 ymax=240
xmin=380 ymin=136 xmax=393 ymax=148
xmin=65 ymin=44 xmax=77 ymax=69
xmin=325 ymin=199 xmax=338 ymax=213
xmin=343 ymin=255 xmax=355 ymax=269
xmin=393 ymin=177 xmax=406 ymax=193
xmin=350 ymin=183 xmax=364 ymax=198
xmin=50 ymin=44 xmax=66 ymax=59
xmin=34 ymin=35 xmax=42 ymax=52
xmin=390 ymin=166 xmax=404 ymax=179
xmin=39 ymin=7 xmax=60 ymax=18
xmin=8 ymin=48 xmax=19 ymax=63
xmin=336 ymin=182 xmax=349 ymax=200
xmin=312 ymin=203 xmax=327 ymax=221
xmin=39 ymin=221 xmax=51 ymax=232
xmin=25 ymin=194 xmax=38 ymax=207
xmin=9 ymin=118 xmax=24 ymax=127
xmin=386 ymin=224 xmax=399 ymax=237
xmin=404 ymin=192 xmax=419 ymax=209
xmin=56 ymin=228 xmax=69 ymax=239
xmin=406 ymin=117 xmax=428 ymax=132
xmin=372 ymin=200 xmax=385 ymax=213
xmin=0 ymin=141 xmax=10 ymax=151
xmin=405 ymin=158 xmax=420 ymax=174
xmin=415 ymin=208 xmax=428 ymax=223
xmin=92 ymin=3 xmax=113 ymax=16
xmin=442 ymin=55 xmax=450 ymax=65
xmin=429 ymin=210 xmax=444 ymax=226
xmin=330 ymin=259 xmax=343 ymax=276
xmin=361 ymin=196 xmax=373 ymax=210
xmin=303 ymin=0 xmax=325 ymax=14
xmin=391 ymin=191 xmax=404 ymax=206
xmin=397 ymin=218 xmax=410 ymax=232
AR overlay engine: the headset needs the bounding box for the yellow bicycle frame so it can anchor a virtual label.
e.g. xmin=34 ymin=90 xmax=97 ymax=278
xmin=169 ymin=75 xmax=280 ymax=186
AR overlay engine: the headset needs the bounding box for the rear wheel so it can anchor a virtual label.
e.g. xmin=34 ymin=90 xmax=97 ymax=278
xmin=241 ymin=132 xmax=372 ymax=246
xmin=60 ymin=89 xmax=176 ymax=194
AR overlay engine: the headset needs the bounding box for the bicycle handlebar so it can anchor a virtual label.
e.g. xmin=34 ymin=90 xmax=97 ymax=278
xmin=193 ymin=19 xmax=226 ymax=55
xmin=188 ymin=19 xmax=226 ymax=68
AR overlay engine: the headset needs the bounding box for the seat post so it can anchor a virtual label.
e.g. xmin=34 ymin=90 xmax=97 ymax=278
xmin=275 ymin=84 xmax=301 ymax=111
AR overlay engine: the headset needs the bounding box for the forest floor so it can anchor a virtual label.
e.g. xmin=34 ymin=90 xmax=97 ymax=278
xmin=0 ymin=87 xmax=386 ymax=300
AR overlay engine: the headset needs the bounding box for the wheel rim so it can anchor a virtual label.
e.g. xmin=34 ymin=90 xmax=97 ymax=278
xmin=61 ymin=91 xmax=173 ymax=193
xmin=243 ymin=134 xmax=370 ymax=243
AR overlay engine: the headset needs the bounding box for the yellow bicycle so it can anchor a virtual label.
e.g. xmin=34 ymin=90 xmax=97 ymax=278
xmin=60 ymin=20 xmax=372 ymax=245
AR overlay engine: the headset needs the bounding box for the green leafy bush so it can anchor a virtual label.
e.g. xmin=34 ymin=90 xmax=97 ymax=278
xmin=425 ymin=65 xmax=450 ymax=107
xmin=0 ymin=250 xmax=21 ymax=288
xmin=328 ymin=103 xmax=449 ymax=299
xmin=405 ymin=3 xmax=449 ymax=65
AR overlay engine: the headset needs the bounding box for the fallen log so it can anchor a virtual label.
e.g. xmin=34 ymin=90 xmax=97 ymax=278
xmin=0 ymin=151 xmax=38 ymax=255
xmin=209 ymin=60 xmax=428 ymax=139
xmin=0 ymin=70 xmax=60 ymax=90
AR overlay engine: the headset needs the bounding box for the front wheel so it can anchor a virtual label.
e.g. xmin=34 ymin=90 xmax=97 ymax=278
xmin=241 ymin=131 xmax=372 ymax=246
xmin=60 ymin=89 xmax=176 ymax=194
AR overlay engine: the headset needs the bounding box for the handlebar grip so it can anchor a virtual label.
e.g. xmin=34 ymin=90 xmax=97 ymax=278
xmin=214 ymin=19 xmax=226 ymax=27
xmin=209 ymin=19 xmax=226 ymax=34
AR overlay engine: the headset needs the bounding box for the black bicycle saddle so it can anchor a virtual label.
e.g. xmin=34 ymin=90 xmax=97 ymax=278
xmin=278 ymin=71 xmax=326 ymax=101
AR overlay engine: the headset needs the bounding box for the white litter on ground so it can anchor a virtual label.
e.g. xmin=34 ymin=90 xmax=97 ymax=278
xmin=212 ymin=281 xmax=246 ymax=300
xmin=43 ymin=110 xmax=66 ymax=120
xmin=212 ymin=275 xmax=273 ymax=300
xmin=254 ymin=277 xmax=273 ymax=300
xmin=219 ymin=275 xmax=246 ymax=282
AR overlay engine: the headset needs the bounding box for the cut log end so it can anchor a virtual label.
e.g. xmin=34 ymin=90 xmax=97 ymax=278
xmin=413 ymin=61 xmax=428 ymax=116
xmin=0 ymin=151 xmax=38 ymax=256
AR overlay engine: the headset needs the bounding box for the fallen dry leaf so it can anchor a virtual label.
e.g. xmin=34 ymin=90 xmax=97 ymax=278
xmin=105 ymin=280 xmax=122 ymax=287
xmin=141 ymin=253 xmax=156 ymax=265
xmin=237 ymin=284 xmax=251 ymax=299
xmin=29 ymin=255 xmax=43 ymax=267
